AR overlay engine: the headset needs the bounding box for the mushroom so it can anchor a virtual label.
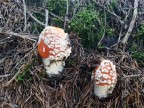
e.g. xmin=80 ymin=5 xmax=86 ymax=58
xmin=37 ymin=26 xmax=71 ymax=76
xmin=92 ymin=59 xmax=117 ymax=98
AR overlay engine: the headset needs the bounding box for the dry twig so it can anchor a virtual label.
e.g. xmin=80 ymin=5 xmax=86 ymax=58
xmin=122 ymin=0 xmax=139 ymax=44
xmin=45 ymin=9 xmax=49 ymax=27
xmin=123 ymin=74 xmax=143 ymax=78
xmin=27 ymin=11 xmax=45 ymax=26
xmin=90 ymin=0 xmax=122 ymax=22
xmin=0 ymin=31 xmax=38 ymax=41
xmin=22 ymin=0 xmax=27 ymax=31
xmin=117 ymin=6 xmax=132 ymax=45
xmin=64 ymin=0 xmax=69 ymax=30
xmin=98 ymin=9 xmax=106 ymax=45
xmin=0 ymin=74 xmax=12 ymax=78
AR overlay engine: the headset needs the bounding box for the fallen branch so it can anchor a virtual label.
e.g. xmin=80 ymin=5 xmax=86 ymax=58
xmin=123 ymin=74 xmax=143 ymax=78
xmin=117 ymin=6 xmax=132 ymax=45
xmin=0 ymin=31 xmax=38 ymax=41
xmin=122 ymin=0 xmax=139 ymax=44
xmin=50 ymin=12 xmax=64 ymax=21
xmin=98 ymin=9 xmax=106 ymax=45
xmin=0 ymin=74 xmax=12 ymax=78
xmin=27 ymin=11 xmax=45 ymax=26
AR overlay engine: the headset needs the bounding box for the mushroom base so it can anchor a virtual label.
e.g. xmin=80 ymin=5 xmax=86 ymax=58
xmin=43 ymin=59 xmax=65 ymax=77
xmin=94 ymin=84 xmax=115 ymax=99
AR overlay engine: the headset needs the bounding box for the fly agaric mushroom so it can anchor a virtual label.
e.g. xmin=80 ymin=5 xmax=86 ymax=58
xmin=92 ymin=59 xmax=117 ymax=98
xmin=37 ymin=26 xmax=71 ymax=76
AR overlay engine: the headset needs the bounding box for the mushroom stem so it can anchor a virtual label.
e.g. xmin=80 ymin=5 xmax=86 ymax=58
xmin=94 ymin=84 xmax=114 ymax=98
xmin=43 ymin=59 xmax=65 ymax=77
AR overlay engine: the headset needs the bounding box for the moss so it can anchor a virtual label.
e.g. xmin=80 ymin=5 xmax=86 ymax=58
xmin=46 ymin=0 xmax=66 ymax=26
xmin=70 ymin=9 xmax=103 ymax=48
xmin=47 ymin=0 xmax=66 ymax=16
xmin=16 ymin=64 xmax=32 ymax=83
xmin=129 ymin=23 xmax=144 ymax=67
xmin=70 ymin=4 xmax=116 ymax=48
xmin=131 ymin=51 xmax=144 ymax=66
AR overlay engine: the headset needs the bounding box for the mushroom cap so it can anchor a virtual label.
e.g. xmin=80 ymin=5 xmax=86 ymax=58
xmin=38 ymin=26 xmax=71 ymax=60
xmin=93 ymin=60 xmax=117 ymax=86
xmin=93 ymin=59 xmax=117 ymax=98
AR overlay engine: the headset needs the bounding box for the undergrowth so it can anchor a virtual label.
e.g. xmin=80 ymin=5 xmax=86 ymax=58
xmin=16 ymin=64 xmax=32 ymax=83
xmin=25 ymin=0 xmax=143 ymax=66
xmin=130 ymin=24 xmax=144 ymax=67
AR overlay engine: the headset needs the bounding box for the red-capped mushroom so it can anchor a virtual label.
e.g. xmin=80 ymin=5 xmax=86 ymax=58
xmin=92 ymin=59 xmax=117 ymax=98
xmin=37 ymin=26 xmax=71 ymax=76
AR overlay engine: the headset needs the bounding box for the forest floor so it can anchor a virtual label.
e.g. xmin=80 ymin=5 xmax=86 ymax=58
xmin=0 ymin=1 xmax=144 ymax=108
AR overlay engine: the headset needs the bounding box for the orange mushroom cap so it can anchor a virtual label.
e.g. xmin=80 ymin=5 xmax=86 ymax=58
xmin=38 ymin=39 xmax=51 ymax=58
xmin=37 ymin=26 xmax=71 ymax=60
xmin=93 ymin=60 xmax=117 ymax=86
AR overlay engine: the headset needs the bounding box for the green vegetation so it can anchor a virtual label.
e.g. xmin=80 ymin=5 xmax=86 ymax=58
xmin=70 ymin=9 xmax=103 ymax=47
xmin=108 ymin=0 xmax=118 ymax=11
xmin=47 ymin=0 xmax=66 ymax=16
xmin=46 ymin=1 xmax=116 ymax=47
xmin=131 ymin=51 xmax=144 ymax=66
xmin=16 ymin=64 xmax=32 ymax=83
xmin=47 ymin=0 xmax=67 ymax=27
xmin=70 ymin=9 xmax=115 ymax=47
xmin=26 ymin=0 xmax=117 ymax=48
xmin=26 ymin=0 xmax=144 ymax=66
xmin=130 ymin=24 xmax=144 ymax=66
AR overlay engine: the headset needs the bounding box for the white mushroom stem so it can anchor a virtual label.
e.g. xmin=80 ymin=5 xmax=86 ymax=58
xmin=94 ymin=85 xmax=114 ymax=98
xmin=43 ymin=58 xmax=65 ymax=77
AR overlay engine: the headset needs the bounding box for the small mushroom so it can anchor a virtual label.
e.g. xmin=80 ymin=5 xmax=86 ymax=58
xmin=92 ymin=59 xmax=117 ymax=98
xmin=37 ymin=26 xmax=71 ymax=76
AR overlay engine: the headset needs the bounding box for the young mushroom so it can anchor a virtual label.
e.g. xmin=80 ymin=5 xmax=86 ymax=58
xmin=37 ymin=26 xmax=71 ymax=77
xmin=92 ymin=59 xmax=117 ymax=98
